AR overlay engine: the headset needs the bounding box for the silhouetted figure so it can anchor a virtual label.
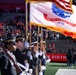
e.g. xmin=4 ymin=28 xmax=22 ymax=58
xmin=66 ymin=48 xmax=72 ymax=66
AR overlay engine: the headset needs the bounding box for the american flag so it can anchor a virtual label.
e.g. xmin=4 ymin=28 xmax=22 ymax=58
xmin=51 ymin=0 xmax=73 ymax=13
xmin=26 ymin=0 xmax=73 ymax=13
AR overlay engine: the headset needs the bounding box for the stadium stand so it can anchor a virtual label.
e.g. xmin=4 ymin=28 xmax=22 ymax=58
xmin=0 ymin=0 xmax=25 ymax=13
xmin=46 ymin=39 xmax=76 ymax=54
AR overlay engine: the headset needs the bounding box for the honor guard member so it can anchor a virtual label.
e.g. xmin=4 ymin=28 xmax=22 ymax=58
xmin=40 ymin=41 xmax=46 ymax=75
xmin=23 ymin=40 xmax=34 ymax=74
xmin=31 ymin=41 xmax=39 ymax=75
xmin=13 ymin=35 xmax=29 ymax=71
xmin=0 ymin=36 xmax=23 ymax=75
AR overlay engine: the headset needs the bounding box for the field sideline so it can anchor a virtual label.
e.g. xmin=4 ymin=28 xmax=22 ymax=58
xmin=0 ymin=62 xmax=76 ymax=75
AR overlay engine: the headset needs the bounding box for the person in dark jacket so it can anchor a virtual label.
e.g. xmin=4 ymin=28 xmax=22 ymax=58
xmin=13 ymin=35 xmax=29 ymax=71
xmin=71 ymin=47 xmax=75 ymax=66
xmin=66 ymin=47 xmax=72 ymax=66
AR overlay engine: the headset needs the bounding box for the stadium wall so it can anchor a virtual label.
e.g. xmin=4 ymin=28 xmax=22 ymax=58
xmin=0 ymin=0 xmax=25 ymax=12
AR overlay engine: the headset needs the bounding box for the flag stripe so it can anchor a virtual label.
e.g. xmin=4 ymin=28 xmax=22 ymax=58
xmin=43 ymin=13 xmax=76 ymax=27
xmin=28 ymin=0 xmax=73 ymax=13
xmin=30 ymin=22 xmax=76 ymax=38
xmin=51 ymin=0 xmax=73 ymax=13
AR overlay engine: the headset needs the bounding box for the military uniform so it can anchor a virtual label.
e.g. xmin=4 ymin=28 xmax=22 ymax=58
xmin=13 ymin=35 xmax=29 ymax=71
xmin=0 ymin=35 xmax=30 ymax=75
xmin=0 ymin=36 xmax=17 ymax=75
xmin=13 ymin=48 xmax=29 ymax=68
xmin=0 ymin=52 xmax=17 ymax=75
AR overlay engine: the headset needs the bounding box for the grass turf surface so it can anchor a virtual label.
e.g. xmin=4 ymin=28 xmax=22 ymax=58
xmin=45 ymin=62 xmax=76 ymax=75
xmin=0 ymin=62 xmax=76 ymax=75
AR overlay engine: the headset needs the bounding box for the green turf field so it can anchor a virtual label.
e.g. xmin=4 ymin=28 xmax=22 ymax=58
xmin=0 ymin=62 xmax=76 ymax=75
xmin=45 ymin=62 xmax=76 ymax=75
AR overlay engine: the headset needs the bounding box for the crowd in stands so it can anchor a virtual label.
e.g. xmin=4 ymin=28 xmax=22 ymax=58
xmin=0 ymin=15 xmax=26 ymax=41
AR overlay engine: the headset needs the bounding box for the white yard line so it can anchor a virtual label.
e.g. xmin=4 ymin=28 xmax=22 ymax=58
xmin=55 ymin=69 xmax=76 ymax=75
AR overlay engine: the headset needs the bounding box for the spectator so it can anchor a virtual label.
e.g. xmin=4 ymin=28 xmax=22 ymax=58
xmin=71 ymin=47 xmax=75 ymax=66
xmin=66 ymin=48 xmax=72 ymax=66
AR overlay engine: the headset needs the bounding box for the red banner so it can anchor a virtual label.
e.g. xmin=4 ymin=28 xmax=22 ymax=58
xmin=46 ymin=53 xmax=67 ymax=62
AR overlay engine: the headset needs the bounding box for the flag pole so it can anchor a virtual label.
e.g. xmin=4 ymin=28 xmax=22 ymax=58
xmin=25 ymin=0 xmax=30 ymax=41
xmin=25 ymin=0 xmax=28 ymax=41
xmin=26 ymin=0 xmax=31 ymax=50
xmin=28 ymin=2 xmax=32 ymax=50
xmin=29 ymin=6 xmax=32 ymax=50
